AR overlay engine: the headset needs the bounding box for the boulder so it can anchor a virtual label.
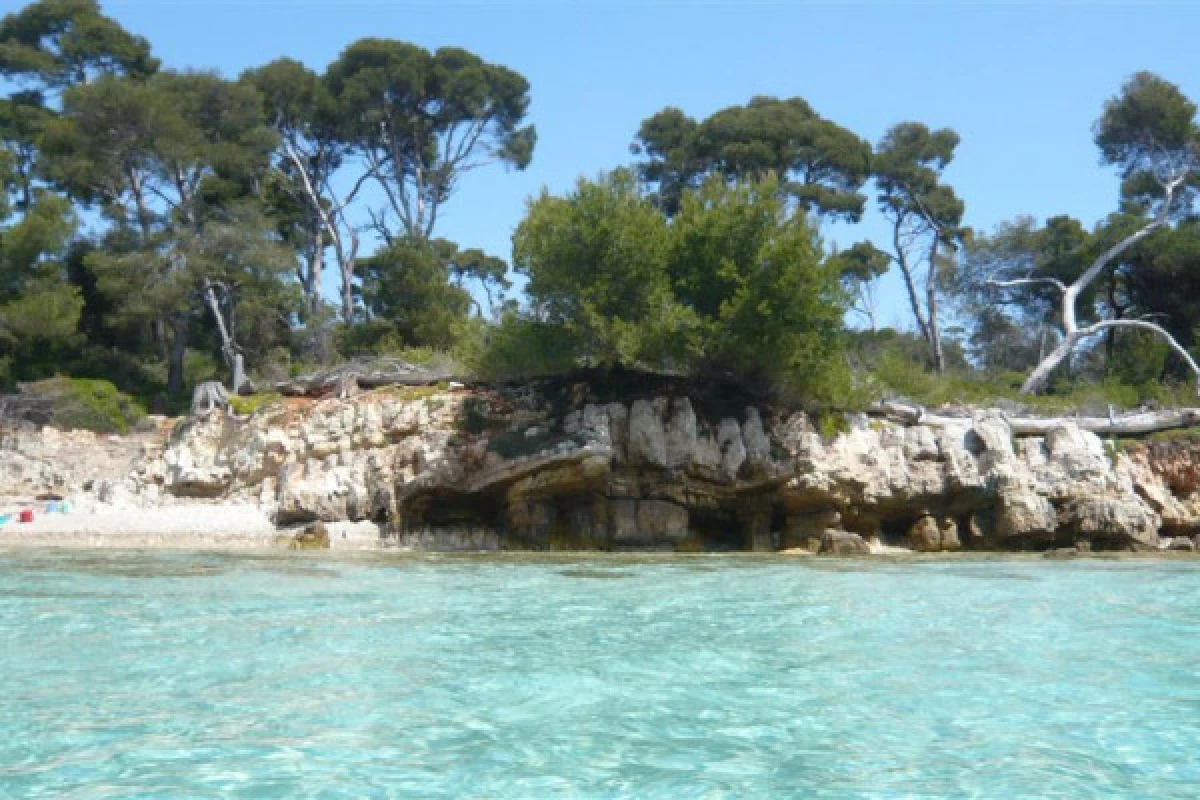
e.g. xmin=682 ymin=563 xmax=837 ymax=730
xmin=818 ymin=529 xmax=870 ymax=556
xmin=1058 ymin=495 xmax=1159 ymax=550
xmin=716 ymin=418 xmax=747 ymax=480
xmin=782 ymin=509 xmax=842 ymax=550
xmin=637 ymin=500 xmax=689 ymax=544
xmin=939 ymin=517 xmax=962 ymax=550
xmin=907 ymin=515 xmax=942 ymax=552
xmin=994 ymin=489 xmax=1057 ymax=542
xmin=907 ymin=515 xmax=962 ymax=552
xmin=289 ymin=521 xmax=330 ymax=550
xmin=742 ymin=408 xmax=772 ymax=473
xmin=610 ymin=499 xmax=688 ymax=546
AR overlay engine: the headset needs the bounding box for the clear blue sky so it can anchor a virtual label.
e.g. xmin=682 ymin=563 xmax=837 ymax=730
xmin=20 ymin=0 xmax=1200 ymax=328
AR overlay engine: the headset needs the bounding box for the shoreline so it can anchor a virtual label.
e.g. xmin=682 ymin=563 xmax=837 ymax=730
xmin=0 ymin=502 xmax=287 ymax=550
xmin=3 ymin=525 xmax=1200 ymax=559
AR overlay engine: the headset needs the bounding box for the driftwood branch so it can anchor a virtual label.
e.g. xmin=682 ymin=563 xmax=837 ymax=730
xmin=987 ymin=276 xmax=1067 ymax=293
xmin=869 ymin=400 xmax=1200 ymax=436
xmin=273 ymin=360 xmax=467 ymax=397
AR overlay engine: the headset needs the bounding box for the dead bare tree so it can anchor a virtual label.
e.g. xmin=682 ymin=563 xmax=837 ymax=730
xmin=989 ymin=72 xmax=1200 ymax=394
xmin=990 ymin=176 xmax=1196 ymax=394
xmin=875 ymin=123 xmax=966 ymax=373
xmin=278 ymin=135 xmax=375 ymax=323
xmin=200 ymin=279 xmax=246 ymax=393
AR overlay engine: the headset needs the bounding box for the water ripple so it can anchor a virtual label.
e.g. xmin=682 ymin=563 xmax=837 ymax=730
xmin=1 ymin=553 xmax=1199 ymax=797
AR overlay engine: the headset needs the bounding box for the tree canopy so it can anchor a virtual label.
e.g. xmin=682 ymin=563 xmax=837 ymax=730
xmin=499 ymin=169 xmax=849 ymax=398
xmin=1 ymin=0 xmax=1198 ymax=417
xmin=326 ymin=39 xmax=535 ymax=241
xmin=633 ymin=96 xmax=871 ymax=220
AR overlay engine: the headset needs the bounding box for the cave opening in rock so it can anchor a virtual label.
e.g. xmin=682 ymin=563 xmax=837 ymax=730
xmin=687 ymin=506 xmax=745 ymax=551
xmin=401 ymin=489 xmax=506 ymax=532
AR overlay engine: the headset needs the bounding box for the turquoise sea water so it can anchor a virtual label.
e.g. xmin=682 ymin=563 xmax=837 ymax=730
xmin=1 ymin=553 xmax=1199 ymax=798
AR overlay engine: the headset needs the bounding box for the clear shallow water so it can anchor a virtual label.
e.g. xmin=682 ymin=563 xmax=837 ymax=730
xmin=1 ymin=553 xmax=1199 ymax=798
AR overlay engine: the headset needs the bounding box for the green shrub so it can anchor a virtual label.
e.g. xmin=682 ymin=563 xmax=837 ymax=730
xmin=815 ymin=411 xmax=849 ymax=440
xmin=864 ymin=340 xmax=1198 ymax=414
xmin=18 ymin=377 xmax=146 ymax=434
xmin=228 ymin=392 xmax=283 ymax=416
xmin=462 ymin=313 xmax=581 ymax=380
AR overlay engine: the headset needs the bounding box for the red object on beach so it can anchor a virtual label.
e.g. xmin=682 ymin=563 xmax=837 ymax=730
xmin=18 ymin=509 xmax=34 ymax=523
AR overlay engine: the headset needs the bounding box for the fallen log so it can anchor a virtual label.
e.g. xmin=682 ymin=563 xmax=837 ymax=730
xmin=868 ymin=401 xmax=1200 ymax=437
xmin=272 ymin=360 xmax=468 ymax=397
xmin=1007 ymin=408 xmax=1200 ymax=437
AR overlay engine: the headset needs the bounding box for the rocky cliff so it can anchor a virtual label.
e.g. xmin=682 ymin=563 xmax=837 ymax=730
xmin=8 ymin=379 xmax=1200 ymax=552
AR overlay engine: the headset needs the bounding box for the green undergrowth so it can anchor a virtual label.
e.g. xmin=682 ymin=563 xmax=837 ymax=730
xmin=383 ymin=385 xmax=443 ymax=403
xmin=868 ymin=359 xmax=1198 ymax=415
xmin=1119 ymin=428 xmax=1200 ymax=448
xmin=229 ymin=392 xmax=283 ymax=416
xmin=19 ymin=377 xmax=146 ymax=434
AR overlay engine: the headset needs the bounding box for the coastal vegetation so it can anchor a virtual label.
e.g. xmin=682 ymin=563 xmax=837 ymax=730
xmin=2 ymin=0 xmax=1199 ymax=429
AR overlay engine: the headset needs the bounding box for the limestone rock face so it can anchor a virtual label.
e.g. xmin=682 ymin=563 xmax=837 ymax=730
xmin=162 ymin=414 xmax=236 ymax=497
xmin=782 ymin=509 xmax=842 ymax=550
xmin=628 ymin=398 xmax=669 ymax=468
xmin=79 ymin=380 xmax=1200 ymax=553
xmin=611 ymin=499 xmax=688 ymax=547
xmin=1058 ymin=495 xmax=1159 ymax=550
xmin=994 ymin=489 xmax=1058 ymax=543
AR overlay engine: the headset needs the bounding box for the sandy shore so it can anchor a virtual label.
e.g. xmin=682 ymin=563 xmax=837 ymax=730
xmin=0 ymin=503 xmax=285 ymax=549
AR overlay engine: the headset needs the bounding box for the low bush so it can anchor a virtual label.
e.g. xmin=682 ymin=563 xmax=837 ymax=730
xmin=228 ymin=392 xmax=283 ymax=416
xmin=12 ymin=377 xmax=146 ymax=433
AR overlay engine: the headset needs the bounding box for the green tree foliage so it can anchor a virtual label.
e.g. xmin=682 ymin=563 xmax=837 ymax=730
xmin=961 ymin=216 xmax=1091 ymax=321
xmin=0 ymin=90 xmax=53 ymax=210
xmin=1122 ymin=220 xmax=1200 ymax=348
xmin=0 ymin=189 xmax=81 ymax=383
xmin=5 ymin=3 xmax=1199 ymax=419
xmin=633 ymin=96 xmax=871 ymax=219
xmin=243 ymin=57 xmax=367 ymax=333
xmin=42 ymin=70 xmax=284 ymax=394
xmin=674 ymin=177 xmax=848 ymax=393
xmin=1095 ymin=71 xmax=1199 ymax=214
xmin=874 ymin=121 xmax=966 ymax=372
xmin=829 ymin=240 xmax=889 ymax=329
xmin=0 ymin=0 xmax=158 ymax=246
xmin=242 ymin=58 xmax=343 ymax=320
xmin=442 ymin=241 xmax=510 ymax=314
xmin=498 ymin=171 xmax=849 ymax=399
xmin=0 ymin=0 xmax=157 ymax=90
xmin=513 ymin=169 xmax=677 ymax=367
xmin=326 ymin=39 xmax=535 ymax=241
xmin=356 ymin=237 xmax=473 ymax=352
xmin=972 ymin=72 xmax=1200 ymax=395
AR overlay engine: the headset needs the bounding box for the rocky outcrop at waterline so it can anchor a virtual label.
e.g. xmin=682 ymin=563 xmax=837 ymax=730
xmin=7 ymin=376 xmax=1200 ymax=552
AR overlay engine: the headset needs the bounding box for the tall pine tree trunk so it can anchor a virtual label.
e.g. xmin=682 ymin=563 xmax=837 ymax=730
xmin=167 ymin=316 xmax=189 ymax=398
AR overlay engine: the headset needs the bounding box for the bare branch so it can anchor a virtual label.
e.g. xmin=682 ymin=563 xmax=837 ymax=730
xmin=1081 ymin=318 xmax=1200 ymax=388
xmin=987 ymin=276 xmax=1067 ymax=294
